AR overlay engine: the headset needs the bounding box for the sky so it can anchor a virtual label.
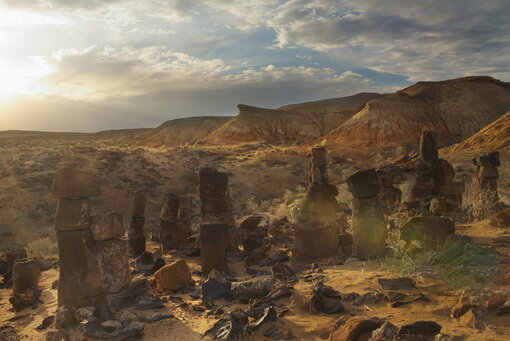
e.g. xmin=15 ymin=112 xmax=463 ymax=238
xmin=0 ymin=0 xmax=509 ymax=132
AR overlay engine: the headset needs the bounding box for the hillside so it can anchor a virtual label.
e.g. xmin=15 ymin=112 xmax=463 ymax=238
xmin=203 ymin=93 xmax=381 ymax=144
xmin=140 ymin=116 xmax=231 ymax=147
xmin=324 ymin=76 xmax=510 ymax=154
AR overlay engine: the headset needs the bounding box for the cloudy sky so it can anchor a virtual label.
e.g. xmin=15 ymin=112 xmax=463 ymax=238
xmin=0 ymin=0 xmax=509 ymax=132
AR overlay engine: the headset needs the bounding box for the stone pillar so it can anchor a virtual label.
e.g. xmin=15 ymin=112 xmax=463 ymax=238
xmin=159 ymin=194 xmax=188 ymax=252
xmin=199 ymin=167 xmax=237 ymax=249
xmin=178 ymin=196 xmax=193 ymax=232
xmin=410 ymin=131 xmax=464 ymax=209
xmin=293 ymin=147 xmax=339 ymax=261
xmin=52 ymin=168 xmax=130 ymax=313
xmin=128 ymin=191 xmax=147 ymax=257
xmin=9 ymin=258 xmax=41 ymax=310
xmin=347 ymin=169 xmax=387 ymax=259
xmin=200 ymin=223 xmax=229 ymax=275
xmin=52 ymin=168 xmax=105 ymax=312
xmin=472 ymin=151 xmax=501 ymax=218
xmin=376 ymin=169 xmax=402 ymax=214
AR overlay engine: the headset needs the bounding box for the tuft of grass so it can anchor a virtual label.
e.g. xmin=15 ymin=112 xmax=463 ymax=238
xmin=27 ymin=237 xmax=58 ymax=259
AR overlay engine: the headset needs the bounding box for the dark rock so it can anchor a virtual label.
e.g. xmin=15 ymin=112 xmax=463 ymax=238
xmin=201 ymin=271 xmax=232 ymax=303
xmin=240 ymin=216 xmax=263 ymax=230
xmin=251 ymin=306 xmax=277 ymax=330
xmin=397 ymin=321 xmax=442 ymax=337
xmin=377 ymin=278 xmax=415 ymax=291
xmin=36 ymin=316 xmax=54 ymax=330
xmin=204 ymin=308 xmax=248 ymax=340
xmin=368 ymin=321 xmax=398 ymax=341
xmin=138 ymin=313 xmax=173 ymax=323
xmin=200 ymin=223 xmax=229 ymax=275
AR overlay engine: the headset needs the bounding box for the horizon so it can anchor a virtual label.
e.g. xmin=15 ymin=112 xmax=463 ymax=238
xmin=0 ymin=1 xmax=509 ymax=132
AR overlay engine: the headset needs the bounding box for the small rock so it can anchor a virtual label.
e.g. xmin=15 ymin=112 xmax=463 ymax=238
xmin=397 ymin=321 xmax=442 ymax=337
xmin=74 ymin=306 xmax=95 ymax=323
xmin=240 ymin=216 xmax=263 ymax=230
xmin=368 ymin=321 xmax=398 ymax=341
xmin=36 ymin=316 xmax=55 ymax=330
xmin=118 ymin=311 xmax=137 ymax=325
xmin=101 ymin=320 xmax=121 ymax=333
xmin=459 ymin=308 xmax=485 ymax=330
xmin=329 ymin=316 xmax=384 ymax=340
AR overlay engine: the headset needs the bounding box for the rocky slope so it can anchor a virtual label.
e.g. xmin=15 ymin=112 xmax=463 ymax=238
xmin=325 ymin=76 xmax=510 ymax=154
xmin=140 ymin=116 xmax=230 ymax=147
xmin=443 ymin=110 xmax=510 ymax=153
xmin=203 ymin=93 xmax=381 ymax=144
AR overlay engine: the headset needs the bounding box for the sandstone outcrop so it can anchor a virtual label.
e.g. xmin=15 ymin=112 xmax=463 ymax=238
xmin=325 ymin=76 xmax=510 ymax=154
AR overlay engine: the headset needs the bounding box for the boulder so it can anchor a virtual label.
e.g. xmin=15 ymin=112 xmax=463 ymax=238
xmin=400 ymin=216 xmax=455 ymax=246
xmin=52 ymin=168 xmax=100 ymax=199
xmin=153 ymin=259 xmax=195 ymax=292
xmin=90 ymin=213 xmax=125 ymax=242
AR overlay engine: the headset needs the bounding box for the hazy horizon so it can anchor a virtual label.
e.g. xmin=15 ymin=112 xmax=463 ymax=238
xmin=0 ymin=0 xmax=509 ymax=132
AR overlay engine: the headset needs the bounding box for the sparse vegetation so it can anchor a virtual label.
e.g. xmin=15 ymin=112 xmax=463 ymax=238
xmin=27 ymin=237 xmax=58 ymax=259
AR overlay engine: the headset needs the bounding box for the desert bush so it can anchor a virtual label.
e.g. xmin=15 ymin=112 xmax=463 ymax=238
xmin=27 ymin=237 xmax=58 ymax=259
xmin=398 ymin=181 xmax=412 ymax=203
xmin=463 ymin=182 xmax=499 ymax=221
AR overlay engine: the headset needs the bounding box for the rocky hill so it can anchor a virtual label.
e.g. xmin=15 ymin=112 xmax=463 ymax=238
xmin=325 ymin=76 xmax=510 ymax=155
xmin=140 ymin=116 xmax=230 ymax=147
xmin=203 ymin=93 xmax=381 ymax=144
xmin=443 ymin=110 xmax=510 ymax=153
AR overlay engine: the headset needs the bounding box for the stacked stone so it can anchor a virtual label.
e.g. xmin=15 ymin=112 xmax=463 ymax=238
xmin=128 ymin=191 xmax=147 ymax=257
xmin=293 ymin=147 xmax=339 ymax=261
xmin=52 ymin=168 xmax=106 ymax=312
xmin=159 ymin=194 xmax=189 ymax=252
xmin=90 ymin=212 xmax=131 ymax=295
xmin=376 ymin=169 xmax=402 ymax=214
xmin=9 ymin=258 xmax=41 ymax=310
xmin=198 ymin=167 xmax=234 ymax=274
xmin=472 ymin=151 xmax=501 ymax=218
xmin=52 ymin=168 xmax=130 ymax=313
xmin=410 ymin=131 xmax=464 ymax=208
xmin=347 ymin=169 xmax=387 ymax=259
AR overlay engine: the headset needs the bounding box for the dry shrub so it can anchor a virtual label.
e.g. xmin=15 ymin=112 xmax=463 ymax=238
xmin=27 ymin=237 xmax=58 ymax=259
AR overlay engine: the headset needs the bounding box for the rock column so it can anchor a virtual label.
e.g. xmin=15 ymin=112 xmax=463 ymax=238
xmin=178 ymin=196 xmax=193 ymax=233
xmin=52 ymin=168 xmax=105 ymax=312
xmin=472 ymin=151 xmax=501 ymax=218
xmin=293 ymin=147 xmax=339 ymax=261
xmin=347 ymin=169 xmax=387 ymax=259
xmin=9 ymin=258 xmax=41 ymax=310
xmin=410 ymin=131 xmax=464 ymax=209
xmin=199 ymin=168 xmax=234 ymax=274
xmin=128 ymin=191 xmax=147 ymax=256
xmin=159 ymin=194 xmax=187 ymax=252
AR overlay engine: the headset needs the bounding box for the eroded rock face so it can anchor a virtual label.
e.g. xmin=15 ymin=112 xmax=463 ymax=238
xmin=347 ymin=169 xmax=387 ymax=259
xmin=94 ymin=239 xmax=131 ymax=294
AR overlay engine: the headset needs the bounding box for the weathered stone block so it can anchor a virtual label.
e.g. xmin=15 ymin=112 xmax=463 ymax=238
xmin=55 ymin=198 xmax=91 ymax=231
xmin=200 ymin=193 xmax=230 ymax=213
xmin=420 ymin=131 xmax=439 ymax=161
xmin=94 ymin=239 xmax=130 ymax=294
xmin=159 ymin=220 xmax=189 ymax=252
xmin=200 ymin=223 xmax=229 ymax=275
xmin=52 ymin=168 xmax=100 ymax=199
xmin=90 ymin=213 xmax=125 ymax=242
xmin=57 ymin=229 xmax=105 ymax=311
xmin=347 ymin=169 xmax=380 ymax=199
xmin=12 ymin=258 xmax=40 ymax=292
xmin=199 ymin=168 xmax=229 ymax=195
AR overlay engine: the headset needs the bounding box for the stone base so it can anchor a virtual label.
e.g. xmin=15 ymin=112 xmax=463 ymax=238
xmin=200 ymin=223 xmax=229 ymax=275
